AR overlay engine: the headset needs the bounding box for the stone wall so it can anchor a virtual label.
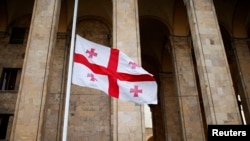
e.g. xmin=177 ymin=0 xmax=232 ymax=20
xmin=0 ymin=92 xmax=17 ymax=114
xmin=0 ymin=32 xmax=25 ymax=114
xmin=48 ymin=19 xmax=112 ymax=141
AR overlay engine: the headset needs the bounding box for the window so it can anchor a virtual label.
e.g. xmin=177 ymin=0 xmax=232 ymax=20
xmin=0 ymin=114 xmax=10 ymax=139
xmin=0 ymin=68 xmax=20 ymax=90
xmin=9 ymin=27 xmax=26 ymax=44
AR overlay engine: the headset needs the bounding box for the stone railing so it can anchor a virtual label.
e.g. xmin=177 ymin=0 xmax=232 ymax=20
xmin=0 ymin=91 xmax=17 ymax=114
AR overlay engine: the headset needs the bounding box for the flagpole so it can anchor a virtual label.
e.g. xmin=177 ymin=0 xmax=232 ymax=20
xmin=62 ymin=0 xmax=78 ymax=140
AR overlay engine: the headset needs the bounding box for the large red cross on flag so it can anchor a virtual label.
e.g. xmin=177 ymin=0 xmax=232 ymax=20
xmin=72 ymin=35 xmax=158 ymax=104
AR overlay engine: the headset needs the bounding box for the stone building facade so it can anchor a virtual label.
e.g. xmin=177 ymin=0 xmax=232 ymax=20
xmin=0 ymin=0 xmax=250 ymax=141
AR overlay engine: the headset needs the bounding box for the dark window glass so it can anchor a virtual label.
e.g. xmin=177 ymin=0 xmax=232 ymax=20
xmin=0 ymin=68 xmax=19 ymax=90
xmin=0 ymin=114 xmax=10 ymax=139
xmin=9 ymin=27 xmax=26 ymax=44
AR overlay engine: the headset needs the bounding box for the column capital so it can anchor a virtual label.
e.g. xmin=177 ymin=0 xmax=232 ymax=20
xmin=168 ymin=35 xmax=192 ymax=50
xmin=231 ymin=37 xmax=250 ymax=42
xmin=231 ymin=38 xmax=250 ymax=50
xmin=183 ymin=0 xmax=188 ymax=6
xmin=57 ymin=32 xmax=69 ymax=39
xmin=183 ymin=0 xmax=214 ymax=6
xmin=169 ymin=35 xmax=190 ymax=39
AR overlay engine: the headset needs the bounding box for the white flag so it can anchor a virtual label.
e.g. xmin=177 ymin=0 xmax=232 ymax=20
xmin=72 ymin=34 xmax=158 ymax=104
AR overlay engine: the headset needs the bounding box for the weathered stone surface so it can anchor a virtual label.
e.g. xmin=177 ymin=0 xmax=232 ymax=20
xmin=0 ymin=92 xmax=17 ymax=113
xmin=113 ymin=0 xmax=145 ymax=140
xmin=232 ymin=39 xmax=250 ymax=123
xmin=186 ymin=0 xmax=241 ymax=124
xmin=171 ymin=36 xmax=205 ymax=140
xmin=10 ymin=0 xmax=61 ymax=140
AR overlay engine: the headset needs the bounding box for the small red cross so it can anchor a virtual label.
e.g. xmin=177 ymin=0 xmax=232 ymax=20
xmin=130 ymin=85 xmax=142 ymax=97
xmin=87 ymin=73 xmax=97 ymax=81
xmin=86 ymin=48 xmax=97 ymax=58
xmin=129 ymin=61 xmax=139 ymax=69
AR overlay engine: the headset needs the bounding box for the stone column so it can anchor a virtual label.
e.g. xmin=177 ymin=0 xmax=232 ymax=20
xmin=6 ymin=115 xmax=14 ymax=140
xmin=184 ymin=0 xmax=242 ymax=124
xmin=170 ymin=36 xmax=205 ymax=140
xmin=159 ymin=74 xmax=182 ymax=141
xmin=112 ymin=0 xmax=144 ymax=141
xmin=10 ymin=0 xmax=61 ymax=140
xmin=232 ymin=39 xmax=250 ymax=123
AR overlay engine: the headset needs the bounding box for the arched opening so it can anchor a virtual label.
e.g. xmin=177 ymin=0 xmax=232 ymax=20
xmin=139 ymin=17 xmax=172 ymax=141
xmin=220 ymin=25 xmax=247 ymax=124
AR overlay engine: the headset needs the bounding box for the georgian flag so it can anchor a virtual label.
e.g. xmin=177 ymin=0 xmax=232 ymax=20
xmin=72 ymin=35 xmax=158 ymax=104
